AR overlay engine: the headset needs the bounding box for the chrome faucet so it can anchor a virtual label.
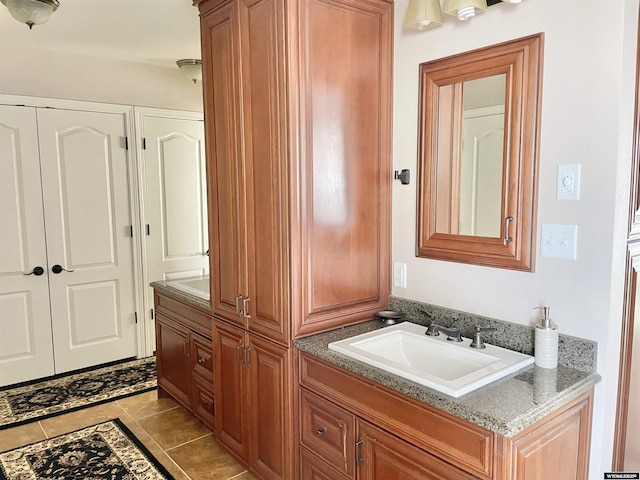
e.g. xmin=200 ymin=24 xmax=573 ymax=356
xmin=470 ymin=326 xmax=497 ymax=349
xmin=425 ymin=324 xmax=463 ymax=342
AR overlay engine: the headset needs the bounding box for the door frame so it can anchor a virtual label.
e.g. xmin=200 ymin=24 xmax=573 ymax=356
xmin=0 ymin=94 xmax=147 ymax=360
xmin=613 ymin=4 xmax=640 ymax=469
xmin=133 ymin=107 xmax=206 ymax=356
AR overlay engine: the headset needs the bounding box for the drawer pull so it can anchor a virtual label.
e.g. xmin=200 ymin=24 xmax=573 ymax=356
xmin=355 ymin=439 xmax=364 ymax=465
xmin=237 ymin=344 xmax=245 ymax=365
xmin=198 ymin=356 xmax=206 ymax=364
xmin=316 ymin=427 xmax=327 ymax=436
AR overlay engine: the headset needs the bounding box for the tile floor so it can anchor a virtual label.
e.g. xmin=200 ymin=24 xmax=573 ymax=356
xmin=0 ymin=390 xmax=256 ymax=480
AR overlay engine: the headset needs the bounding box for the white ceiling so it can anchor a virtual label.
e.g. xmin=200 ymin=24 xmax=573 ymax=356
xmin=0 ymin=0 xmax=202 ymax=69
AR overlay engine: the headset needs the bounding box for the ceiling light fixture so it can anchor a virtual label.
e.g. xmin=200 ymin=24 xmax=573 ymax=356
xmin=176 ymin=59 xmax=202 ymax=84
xmin=404 ymin=0 xmax=444 ymax=30
xmin=1 ymin=0 xmax=59 ymax=29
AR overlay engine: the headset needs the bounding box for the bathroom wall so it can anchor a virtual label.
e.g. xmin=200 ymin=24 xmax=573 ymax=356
xmin=0 ymin=47 xmax=202 ymax=112
xmin=392 ymin=0 xmax=637 ymax=476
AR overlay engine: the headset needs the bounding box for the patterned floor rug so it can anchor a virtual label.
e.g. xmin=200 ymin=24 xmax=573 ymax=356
xmin=0 ymin=418 xmax=174 ymax=479
xmin=0 ymin=357 xmax=156 ymax=430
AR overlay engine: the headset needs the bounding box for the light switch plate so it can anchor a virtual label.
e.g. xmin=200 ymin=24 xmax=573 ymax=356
xmin=557 ymin=164 xmax=581 ymax=200
xmin=540 ymin=224 xmax=578 ymax=260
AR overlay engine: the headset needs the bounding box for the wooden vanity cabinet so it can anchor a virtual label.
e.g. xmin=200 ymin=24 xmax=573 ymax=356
xmin=196 ymin=0 xmax=392 ymax=478
xmin=154 ymin=292 xmax=215 ymax=429
xmin=213 ymin=319 xmax=293 ymax=480
xmin=297 ymin=351 xmax=594 ymax=480
xmin=198 ymin=0 xmax=392 ymax=344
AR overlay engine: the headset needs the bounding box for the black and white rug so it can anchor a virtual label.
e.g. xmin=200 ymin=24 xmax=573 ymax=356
xmin=0 ymin=357 xmax=156 ymax=430
xmin=0 ymin=418 xmax=174 ymax=480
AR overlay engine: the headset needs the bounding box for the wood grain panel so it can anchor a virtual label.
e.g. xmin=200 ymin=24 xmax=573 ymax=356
xmin=201 ymin=1 xmax=247 ymax=327
xmin=294 ymin=0 xmax=392 ymax=336
xmin=299 ymin=352 xmax=494 ymax=478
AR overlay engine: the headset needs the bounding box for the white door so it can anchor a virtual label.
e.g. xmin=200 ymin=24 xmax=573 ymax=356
xmin=460 ymin=107 xmax=505 ymax=237
xmin=138 ymin=112 xmax=208 ymax=352
xmin=37 ymin=108 xmax=138 ymax=373
xmin=0 ymin=105 xmax=55 ymax=385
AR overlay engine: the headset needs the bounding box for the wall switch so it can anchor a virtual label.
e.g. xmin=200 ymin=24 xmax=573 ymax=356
xmin=540 ymin=224 xmax=578 ymax=260
xmin=393 ymin=262 xmax=407 ymax=288
xmin=557 ymin=164 xmax=581 ymax=200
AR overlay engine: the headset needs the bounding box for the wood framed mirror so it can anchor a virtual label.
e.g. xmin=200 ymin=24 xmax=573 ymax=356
xmin=416 ymin=33 xmax=543 ymax=271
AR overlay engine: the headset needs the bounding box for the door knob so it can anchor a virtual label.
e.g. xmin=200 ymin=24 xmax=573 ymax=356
xmin=52 ymin=264 xmax=74 ymax=274
xmin=24 ymin=266 xmax=45 ymax=276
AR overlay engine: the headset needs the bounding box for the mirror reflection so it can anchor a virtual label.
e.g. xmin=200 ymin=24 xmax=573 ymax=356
xmin=435 ymin=74 xmax=506 ymax=238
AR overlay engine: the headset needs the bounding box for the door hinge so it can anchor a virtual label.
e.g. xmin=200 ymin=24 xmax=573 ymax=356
xmin=134 ymin=312 xmax=138 ymax=324
xmin=129 ymin=225 xmax=134 ymax=237
xmin=151 ymin=308 xmax=154 ymax=320
xmin=124 ymin=136 xmax=129 ymax=150
xmin=142 ymin=137 xmax=147 ymax=150
xmin=146 ymin=224 xmax=150 ymax=236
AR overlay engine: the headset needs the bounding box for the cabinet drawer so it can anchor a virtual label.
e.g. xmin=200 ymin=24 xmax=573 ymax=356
xmin=192 ymin=333 xmax=214 ymax=384
xmin=155 ymin=292 xmax=212 ymax=338
xmin=300 ymin=447 xmax=351 ymax=480
xmin=299 ymin=352 xmax=494 ymax=479
xmin=192 ymin=375 xmax=215 ymax=429
xmin=300 ymin=388 xmax=355 ymax=477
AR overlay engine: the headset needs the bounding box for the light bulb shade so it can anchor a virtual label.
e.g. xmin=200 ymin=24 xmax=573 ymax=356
xmin=404 ymin=0 xmax=443 ymax=30
xmin=1 ymin=0 xmax=59 ymax=29
xmin=444 ymin=0 xmax=487 ymax=20
xmin=176 ymin=59 xmax=202 ymax=84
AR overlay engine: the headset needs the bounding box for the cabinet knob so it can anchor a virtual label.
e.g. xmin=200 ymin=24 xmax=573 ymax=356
xmin=198 ymin=357 xmax=206 ymax=364
xmin=316 ymin=428 xmax=327 ymax=436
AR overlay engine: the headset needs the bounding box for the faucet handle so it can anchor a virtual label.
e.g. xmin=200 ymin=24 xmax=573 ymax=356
xmin=470 ymin=326 xmax=497 ymax=349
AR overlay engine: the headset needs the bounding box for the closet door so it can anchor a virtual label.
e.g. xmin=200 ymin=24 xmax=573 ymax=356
xmin=141 ymin=113 xmax=208 ymax=282
xmin=139 ymin=112 xmax=208 ymax=351
xmin=37 ymin=108 xmax=137 ymax=373
xmin=0 ymin=105 xmax=55 ymax=385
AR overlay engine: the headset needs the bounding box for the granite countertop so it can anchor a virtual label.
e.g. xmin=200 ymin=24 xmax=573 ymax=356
xmin=151 ymin=277 xmax=211 ymax=312
xmin=294 ymin=319 xmax=601 ymax=437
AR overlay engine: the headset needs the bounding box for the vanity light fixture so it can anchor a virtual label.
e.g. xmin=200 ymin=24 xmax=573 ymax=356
xmin=1 ymin=0 xmax=59 ymax=29
xmin=444 ymin=0 xmax=487 ymax=21
xmin=176 ymin=59 xmax=202 ymax=84
xmin=404 ymin=0 xmax=443 ymax=30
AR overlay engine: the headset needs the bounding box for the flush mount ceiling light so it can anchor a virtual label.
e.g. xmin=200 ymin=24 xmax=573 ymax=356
xmin=176 ymin=59 xmax=202 ymax=84
xmin=444 ymin=0 xmax=488 ymax=21
xmin=1 ymin=0 xmax=59 ymax=29
xmin=404 ymin=0 xmax=443 ymax=30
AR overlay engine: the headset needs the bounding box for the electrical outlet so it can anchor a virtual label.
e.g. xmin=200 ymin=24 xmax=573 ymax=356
xmin=393 ymin=262 xmax=407 ymax=288
xmin=540 ymin=224 xmax=578 ymax=260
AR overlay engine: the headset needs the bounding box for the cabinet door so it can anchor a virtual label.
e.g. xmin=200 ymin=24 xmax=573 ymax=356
xmin=155 ymin=314 xmax=191 ymax=406
xmin=293 ymin=0 xmax=392 ymax=337
xmin=356 ymin=420 xmax=478 ymax=480
xmin=239 ymin=0 xmax=289 ymax=345
xmin=213 ymin=319 xmax=249 ymax=461
xmin=201 ymin=1 xmax=247 ymax=328
xmin=505 ymin=392 xmax=592 ymax=480
xmin=247 ymin=333 xmax=293 ymax=480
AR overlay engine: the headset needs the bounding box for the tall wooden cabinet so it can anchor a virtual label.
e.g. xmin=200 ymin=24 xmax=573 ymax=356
xmin=196 ymin=0 xmax=392 ymax=478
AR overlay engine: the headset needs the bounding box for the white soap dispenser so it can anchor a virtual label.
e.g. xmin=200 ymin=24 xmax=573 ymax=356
xmin=534 ymin=306 xmax=558 ymax=369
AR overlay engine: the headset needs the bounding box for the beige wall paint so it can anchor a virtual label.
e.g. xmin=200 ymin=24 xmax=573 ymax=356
xmin=0 ymin=47 xmax=203 ymax=112
xmin=393 ymin=0 xmax=637 ymax=476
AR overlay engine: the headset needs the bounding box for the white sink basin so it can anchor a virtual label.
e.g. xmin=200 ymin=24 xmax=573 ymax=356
xmin=167 ymin=276 xmax=210 ymax=300
xmin=328 ymin=322 xmax=533 ymax=398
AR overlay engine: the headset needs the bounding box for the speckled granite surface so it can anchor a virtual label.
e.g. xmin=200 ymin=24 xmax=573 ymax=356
xmin=389 ymin=297 xmax=597 ymax=373
xmin=294 ymin=319 xmax=601 ymax=437
xmin=150 ymin=278 xmax=211 ymax=312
